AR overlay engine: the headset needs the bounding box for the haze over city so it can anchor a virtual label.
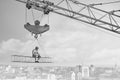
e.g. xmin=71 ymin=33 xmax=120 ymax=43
xmin=0 ymin=0 xmax=120 ymax=66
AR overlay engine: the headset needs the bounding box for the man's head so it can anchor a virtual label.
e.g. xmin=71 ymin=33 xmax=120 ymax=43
xmin=35 ymin=46 xmax=39 ymax=50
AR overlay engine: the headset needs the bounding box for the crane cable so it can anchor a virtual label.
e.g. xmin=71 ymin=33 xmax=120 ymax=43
xmin=25 ymin=7 xmax=28 ymax=23
xmin=31 ymin=8 xmax=50 ymax=25
xmin=31 ymin=8 xmax=49 ymax=56
xmin=90 ymin=0 xmax=120 ymax=6
xmin=48 ymin=13 xmax=50 ymax=25
xmin=100 ymin=0 xmax=120 ymax=5
xmin=25 ymin=1 xmax=50 ymax=57
xmin=31 ymin=10 xmax=48 ymax=56
xmin=35 ymin=38 xmax=48 ymax=57
xmin=25 ymin=5 xmax=44 ymax=54
xmin=31 ymin=9 xmax=36 ymax=22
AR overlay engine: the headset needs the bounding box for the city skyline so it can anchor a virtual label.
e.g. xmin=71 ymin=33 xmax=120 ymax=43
xmin=0 ymin=0 xmax=120 ymax=66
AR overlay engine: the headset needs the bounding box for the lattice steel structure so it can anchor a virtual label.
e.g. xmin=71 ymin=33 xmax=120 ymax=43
xmin=11 ymin=55 xmax=52 ymax=63
xmin=16 ymin=0 xmax=120 ymax=34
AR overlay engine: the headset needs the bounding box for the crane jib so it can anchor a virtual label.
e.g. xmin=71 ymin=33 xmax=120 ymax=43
xmin=16 ymin=0 xmax=120 ymax=35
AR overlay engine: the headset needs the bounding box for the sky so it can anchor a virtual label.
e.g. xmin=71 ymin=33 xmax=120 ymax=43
xmin=0 ymin=0 xmax=120 ymax=66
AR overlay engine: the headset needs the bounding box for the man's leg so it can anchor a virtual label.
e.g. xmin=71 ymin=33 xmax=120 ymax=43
xmin=35 ymin=56 xmax=39 ymax=63
xmin=38 ymin=55 xmax=41 ymax=60
xmin=32 ymin=54 xmax=37 ymax=62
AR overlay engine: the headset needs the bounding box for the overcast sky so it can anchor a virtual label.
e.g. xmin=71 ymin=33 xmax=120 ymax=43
xmin=0 ymin=0 xmax=120 ymax=66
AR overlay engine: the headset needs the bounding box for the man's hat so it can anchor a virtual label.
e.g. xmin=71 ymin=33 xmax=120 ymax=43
xmin=35 ymin=46 xmax=39 ymax=49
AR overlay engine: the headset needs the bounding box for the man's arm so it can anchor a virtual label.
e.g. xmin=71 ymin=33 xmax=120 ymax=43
xmin=32 ymin=49 xmax=35 ymax=57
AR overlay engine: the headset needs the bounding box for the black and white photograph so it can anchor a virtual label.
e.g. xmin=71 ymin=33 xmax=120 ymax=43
xmin=0 ymin=0 xmax=120 ymax=80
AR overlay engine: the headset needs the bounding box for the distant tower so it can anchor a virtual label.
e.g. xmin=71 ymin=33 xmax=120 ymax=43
xmin=114 ymin=64 xmax=118 ymax=72
xmin=75 ymin=65 xmax=82 ymax=72
xmin=89 ymin=64 xmax=95 ymax=77
xmin=6 ymin=65 xmax=11 ymax=72
xmin=71 ymin=71 xmax=76 ymax=80
xmin=90 ymin=65 xmax=95 ymax=72
xmin=48 ymin=74 xmax=50 ymax=80
xmin=48 ymin=74 xmax=56 ymax=80
xmin=81 ymin=66 xmax=89 ymax=78
xmin=77 ymin=72 xmax=82 ymax=80
xmin=76 ymin=65 xmax=82 ymax=80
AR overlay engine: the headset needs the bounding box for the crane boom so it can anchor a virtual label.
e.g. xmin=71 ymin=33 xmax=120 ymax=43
xmin=16 ymin=0 xmax=120 ymax=34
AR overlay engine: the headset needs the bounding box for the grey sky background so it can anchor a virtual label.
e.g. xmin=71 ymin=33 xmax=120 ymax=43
xmin=0 ymin=0 xmax=120 ymax=66
xmin=0 ymin=0 xmax=26 ymax=41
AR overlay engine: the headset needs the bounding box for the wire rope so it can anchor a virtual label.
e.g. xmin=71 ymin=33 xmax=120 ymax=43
xmin=25 ymin=7 xmax=28 ymax=23
xmin=31 ymin=9 xmax=36 ymax=22
xmin=35 ymin=38 xmax=48 ymax=57
xmin=101 ymin=0 xmax=120 ymax=5
xmin=90 ymin=0 xmax=120 ymax=6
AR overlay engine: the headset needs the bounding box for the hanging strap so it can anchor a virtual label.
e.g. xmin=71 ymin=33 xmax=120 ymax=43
xmin=47 ymin=13 xmax=49 ymax=25
xmin=39 ymin=13 xmax=44 ymax=22
xmin=31 ymin=9 xmax=36 ymax=22
xmin=25 ymin=7 xmax=28 ymax=23
xmin=35 ymin=38 xmax=48 ymax=57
